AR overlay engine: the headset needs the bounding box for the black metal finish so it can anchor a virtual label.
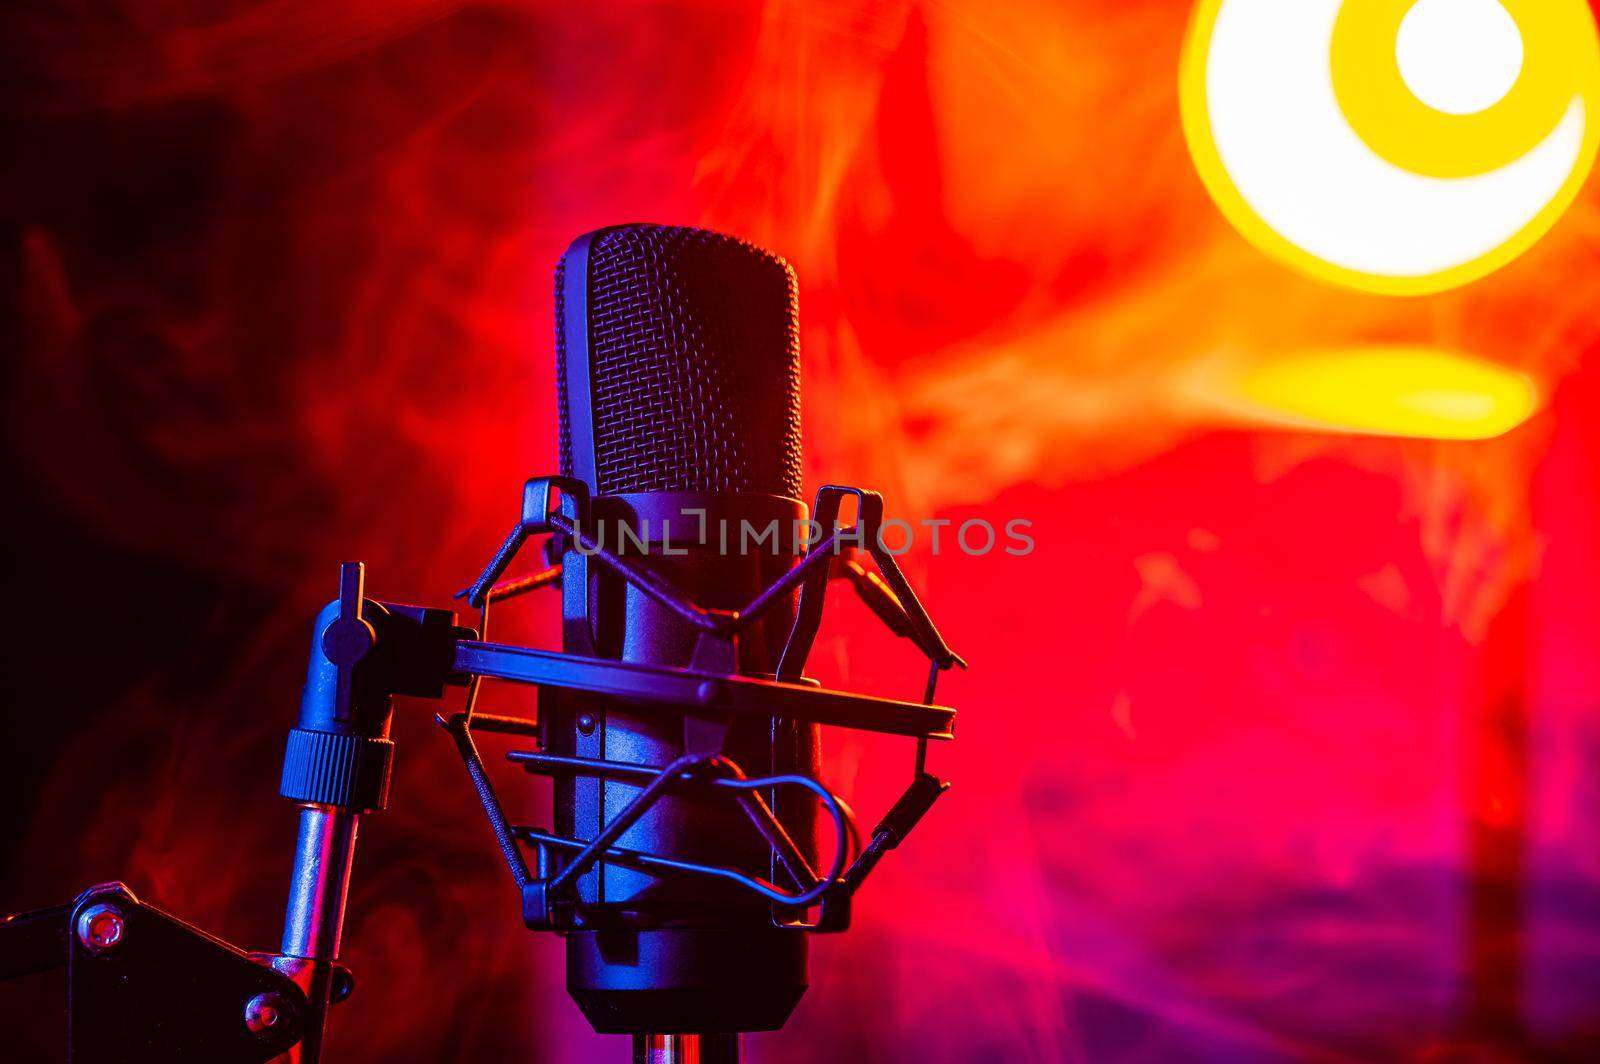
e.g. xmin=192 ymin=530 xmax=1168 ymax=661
xmin=1 ymin=886 xmax=357 ymax=1064
xmin=62 ymin=883 xmax=309 ymax=1064
xmin=452 ymin=478 xmax=956 ymax=740
xmin=552 ymin=226 xmax=814 ymax=1050
xmin=560 ymin=229 xmax=600 ymax=491
xmin=442 ymin=712 xmax=535 ymax=894
xmin=506 ymin=748 xmax=849 ymax=915
xmin=282 ymin=563 xmax=473 ymax=813
xmin=0 ymin=899 xmax=71 ymax=981
xmin=435 ymin=476 xmax=958 ymax=938
xmin=557 ymin=225 xmax=803 ymax=498
xmin=568 ymin=928 xmax=806 ymax=1035
xmin=275 ymin=562 xmax=475 ymax=1064
xmin=779 ymin=485 xmax=964 ymax=681
xmin=454 ymin=640 xmax=955 ymax=740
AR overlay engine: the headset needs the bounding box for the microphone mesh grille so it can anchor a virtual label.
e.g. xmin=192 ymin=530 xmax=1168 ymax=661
xmin=557 ymin=224 xmax=802 ymax=498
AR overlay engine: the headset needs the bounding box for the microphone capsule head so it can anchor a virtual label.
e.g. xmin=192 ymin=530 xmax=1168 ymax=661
xmin=556 ymin=224 xmax=802 ymax=499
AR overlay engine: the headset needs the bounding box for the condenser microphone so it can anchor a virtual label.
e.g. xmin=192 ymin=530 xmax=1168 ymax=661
xmin=0 ymin=223 xmax=963 ymax=1064
xmin=548 ymin=224 xmax=817 ymax=1053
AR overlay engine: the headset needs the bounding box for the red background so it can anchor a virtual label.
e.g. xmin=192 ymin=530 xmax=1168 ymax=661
xmin=5 ymin=1 xmax=1600 ymax=1060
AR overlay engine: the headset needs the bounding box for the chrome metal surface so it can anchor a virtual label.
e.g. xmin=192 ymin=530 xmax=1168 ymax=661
xmin=633 ymin=1033 xmax=740 ymax=1064
xmin=281 ymin=806 xmax=359 ymax=960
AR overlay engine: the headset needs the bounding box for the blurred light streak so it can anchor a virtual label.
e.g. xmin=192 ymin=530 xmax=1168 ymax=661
xmin=1204 ymin=346 xmax=1541 ymax=441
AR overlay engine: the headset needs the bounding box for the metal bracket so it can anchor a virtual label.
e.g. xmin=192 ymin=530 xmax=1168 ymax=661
xmin=434 ymin=476 xmax=965 ymax=939
xmin=778 ymin=485 xmax=965 ymax=684
xmin=0 ymin=882 xmax=314 ymax=1064
xmin=459 ymin=476 xmax=591 ymax=609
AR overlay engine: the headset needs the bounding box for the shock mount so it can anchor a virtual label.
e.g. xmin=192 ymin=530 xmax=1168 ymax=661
xmin=0 ymin=478 xmax=963 ymax=1063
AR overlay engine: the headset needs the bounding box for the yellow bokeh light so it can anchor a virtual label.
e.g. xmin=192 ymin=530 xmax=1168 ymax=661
xmin=1181 ymin=0 xmax=1600 ymax=295
xmin=1217 ymin=347 xmax=1539 ymax=440
xmin=1330 ymin=0 xmax=1589 ymax=179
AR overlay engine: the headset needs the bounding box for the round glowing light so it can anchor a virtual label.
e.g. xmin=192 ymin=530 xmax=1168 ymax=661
xmin=1180 ymin=0 xmax=1600 ymax=295
xmin=1397 ymin=0 xmax=1523 ymax=115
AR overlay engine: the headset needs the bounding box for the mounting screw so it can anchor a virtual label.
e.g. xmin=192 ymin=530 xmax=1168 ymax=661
xmin=576 ymin=713 xmax=597 ymax=736
xmin=75 ymin=903 xmax=125 ymax=953
xmin=244 ymin=992 xmax=289 ymax=1037
xmin=331 ymin=965 xmax=356 ymax=1004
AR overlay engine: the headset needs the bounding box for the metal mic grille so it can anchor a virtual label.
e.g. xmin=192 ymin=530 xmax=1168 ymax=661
xmin=557 ymin=224 xmax=803 ymax=498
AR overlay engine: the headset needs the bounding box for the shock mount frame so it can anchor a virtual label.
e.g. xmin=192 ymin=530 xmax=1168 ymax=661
xmin=0 ymin=478 xmax=964 ymax=1063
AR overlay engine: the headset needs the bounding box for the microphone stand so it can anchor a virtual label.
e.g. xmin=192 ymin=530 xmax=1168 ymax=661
xmin=635 ymin=1033 xmax=739 ymax=1064
xmin=0 ymin=481 xmax=962 ymax=1063
xmin=277 ymin=807 xmax=360 ymax=1064
xmin=273 ymin=561 xmax=474 ymax=1061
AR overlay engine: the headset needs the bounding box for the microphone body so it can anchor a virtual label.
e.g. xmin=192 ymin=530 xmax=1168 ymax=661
xmin=547 ymin=225 xmax=818 ymax=1035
